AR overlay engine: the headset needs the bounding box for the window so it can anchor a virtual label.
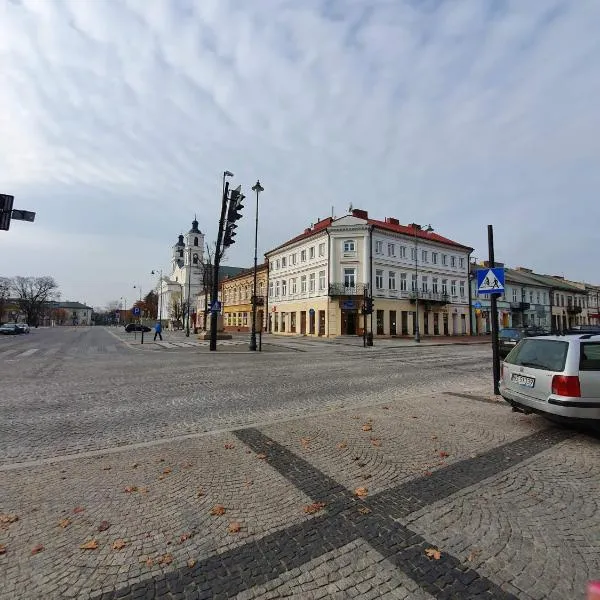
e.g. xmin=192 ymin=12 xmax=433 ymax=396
xmin=291 ymin=278 xmax=297 ymax=294
xmin=400 ymin=273 xmax=407 ymax=291
xmin=275 ymin=281 xmax=280 ymax=297
xmin=282 ymin=280 xmax=287 ymax=296
xmin=193 ymin=253 xmax=198 ymax=265
xmin=376 ymin=269 xmax=384 ymax=290
xmin=276 ymin=259 xmax=280 ymax=270
xmin=344 ymin=268 xmax=356 ymax=288
xmin=422 ymin=250 xmax=428 ymax=263
xmin=301 ymin=250 xmax=307 ymax=262
xmin=389 ymin=271 xmax=396 ymax=290
xmin=388 ymin=243 xmax=395 ymax=257
xmin=432 ymin=252 xmax=438 ymax=265
xmin=318 ymin=270 xmax=325 ymax=290
xmin=451 ymin=280 xmax=457 ymax=296
xmin=343 ymin=240 xmax=356 ymax=252
xmin=281 ymin=256 xmax=287 ymax=268
xmin=309 ymin=273 xmax=316 ymax=292
xmin=399 ymin=246 xmax=406 ymax=258
xmin=521 ymin=288 xmax=527 ymax=302
xmin=537 ymin=291 xmax=541 ymax=304
xmin=309 ymin=246 xmax=315 ymax=259
xmin=442 ymin=254 xmax=447 ymax=266
xmin=442 ymin=279 xmax=448 ymax=294
xmin=505 ymin=339 xmax=568 ymax=371
xmin=459 ymin=281 xmax=465 ymax=297
xmin=529 ymin=291 xmax=534 ymax=303
xmin=291 ymin=253 xmax=297 ymax=265
xmin=318 ymin=243 xmax=325 ymax=257
xmin=450 ymin=256 xmax=456 ymax=268
xmin=513 ymin=288 xmax=518 ymax=302
xmin=459 ymin=257 xmax=465 ymax=269
xmin=301 ymin=276 xmax=307 ymax=293
xmin=375 ymin=240 xmax=383 ymax=254
xmin=422 ymin=276 xmax=428 ymax=292
xmin=411 ymin=274 xmax=417 ymax=292
xmin=580 ymin=343 xmax=600 ymax=371
xmin=432 ymin=278 xmax=439 ymax=293
xmin=411 ymin=247 xmax=417 ymax=261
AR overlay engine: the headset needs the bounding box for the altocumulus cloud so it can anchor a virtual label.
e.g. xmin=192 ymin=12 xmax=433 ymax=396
xmin=0 ymin=0 xmax=599 ymax=305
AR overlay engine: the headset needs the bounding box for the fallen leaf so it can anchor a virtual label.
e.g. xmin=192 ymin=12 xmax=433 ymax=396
xmin=439 ymin=451 xmax=450 ymax=458
xmin=182 ymin=462 xmax=194 ymax=469
xmin=431 ymin=436 xmax=438 ymax=440
xmin=210 ymin=504 xmax=226 ymax=516
xmin=370 ymin=438 xmax=381 ymax=447
xmin=424 ymin=471 xmax=433 ymax=477
xmin=31 ymin=544 xmax=44 ymax=555
xmin=187 ymin=559 xmax=196 ymax=568
xmin=72 ymin=507 xmax=85 ymax=514
xmin=124 ymin=486 xmax=138 ymax=493
xmin=0 ymin=545 xmax=6 ymax=554
xmin=224 ymin=443 xmax=235 ymax=450
xmin=300 ymin=438 xmax=311 ymax=448
xmin=352 ymin=416 xmax=360 ymax=420
xmin=355 ymin=487 xmax=369 ymax=497
xmin=256 ymin=453 xmax=267 ymax=460
xmin=358 ymin=507 xmax=372 ymax=515
xmin=197 ymin=489 xmax=205 ymax=497
xmin=131 ymin=463 xmax=139 ymax=469
xmin=162 ymin=467 xmax=172 ymax=475
xmin=337 ymin=442 xmax=348 ymax=449
xmin=381 ymin=406 xmax=389 ymax=410
xmin=158 ymin=554 xmax=173 ymax=565
xmin=179 ymin=533 xmax=192 ymax=543
xmin=139 ymin=487 xmax=149 ymax=494
xmin=361 ymin=424 xmax=372 ymax=432
xmin=411 ymin=416 xmax=418 ymax=419
xmin=145 ymin=557 xmax=154 ymax=568
xmin=466 ymin=549 xmax=482 ymax=562
xmin=97 ymin=520 xmax=110 ymax=532
xmin=425 ymin=547 xmax=441 ymax=560
xmin=0 ymin=514 xmax=19 ymax=524
xmin=361 ymin=473 xmax=372 ymax=480
xmin=102 ymin=466 xmax=112 ymax=471
xmin=112 ymin=539 xmax=127 ymax=550
xmin=227 ymin=522 xmax=242 ymax=534
xmin=80 ymin=540 xmax=99 ymax=550
xmin=158 ymin=475 xmax=165 ymax=481
xmin=244 ymin=479 xmax=254 ymax=487
xmin=303 ymin=502 xmax=326 ymax=515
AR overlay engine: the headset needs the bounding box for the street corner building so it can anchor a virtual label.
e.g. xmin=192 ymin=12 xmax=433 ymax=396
xmin=265 ymin=208 xmax=473 ymax=339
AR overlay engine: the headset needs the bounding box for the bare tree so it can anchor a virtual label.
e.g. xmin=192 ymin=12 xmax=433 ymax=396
xmin=170 ymin=291 xmax=185 ymax=327
xmin=0 ymin=277 xmax=11 ymax=321
xmin=12 ymin=276 xmax=59 ymax=326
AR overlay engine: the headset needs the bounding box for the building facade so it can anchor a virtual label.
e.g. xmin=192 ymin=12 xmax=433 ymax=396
xmin=222 ymin=264 xmax=268 ymax=332
xmin=266 ymin=209 xmax=473 ymax=338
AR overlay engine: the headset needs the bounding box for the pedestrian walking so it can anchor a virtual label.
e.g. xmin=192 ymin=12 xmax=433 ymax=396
xmin=153 ymin=321 xmax=163 ymax=341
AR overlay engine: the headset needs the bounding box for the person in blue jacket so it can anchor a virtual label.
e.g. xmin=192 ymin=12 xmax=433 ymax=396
xmin=153 ymin=321 xmax=163 ymax=341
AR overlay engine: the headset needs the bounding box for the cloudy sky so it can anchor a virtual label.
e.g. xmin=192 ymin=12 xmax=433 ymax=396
xmin=1 ymin=0 xmax=599 ymax=308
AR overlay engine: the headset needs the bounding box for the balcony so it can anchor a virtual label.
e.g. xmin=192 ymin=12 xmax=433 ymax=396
xmin=251 ymin=296 xmax=265 ymax=307
xmin=408 ymin=292 xmax=450 ymax=306
xmin=510 ymin=302 xmax=530 ymax=311
xmin=567 ymin=304 xmax=582 ymax=314
xmin=328 ymin=283 xmax=367 ymax=297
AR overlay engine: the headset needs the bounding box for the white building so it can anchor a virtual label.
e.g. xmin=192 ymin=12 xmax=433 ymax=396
xmin=156 ymin=219 xmax=205 ymax=329
xmin=266 ymin=208 xmax=473 ymax=337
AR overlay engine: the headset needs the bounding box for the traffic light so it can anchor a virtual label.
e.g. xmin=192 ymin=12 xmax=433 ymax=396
xmin=363 ymin=297 xmax=374 ymax=315
xmin=0 ymin=194 xmax=14 ymax=231
xmin=223 ymin=186 xmax=244 ymax=249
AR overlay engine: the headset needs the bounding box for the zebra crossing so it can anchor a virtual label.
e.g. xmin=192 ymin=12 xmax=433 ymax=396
xmin=152 ymin=339 xmax=248 ymax=349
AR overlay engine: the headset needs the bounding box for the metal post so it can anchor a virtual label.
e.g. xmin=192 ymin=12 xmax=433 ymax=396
xmin=488 ymin=225 xmax=500 ymax=395
xmin=414 ymin=226 xmax=420 ymax=342
xmin=363 ymin=286 xmax=367 ymax=347
xmin=250 ymin=181 xmax=263 ymax=351
xmin=210 ymin=177 xmax=230 ymax=351
xmin=186 ymin=248 xmax=191 ymax=337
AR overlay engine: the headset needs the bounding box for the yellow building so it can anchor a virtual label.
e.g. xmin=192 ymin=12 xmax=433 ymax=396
xmin=222 ymin=264 xmax=269 ymax=332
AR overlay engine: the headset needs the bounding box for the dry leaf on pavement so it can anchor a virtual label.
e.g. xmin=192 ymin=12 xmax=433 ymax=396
xmin=58 ymin=518 xmax=71 ymax=528
xmin=0 ymin=514 xmax=19 ymax=524
xmin=112 ymin=539 xmax=127 ymax=550
xmin=431 ymin=436 xmax=438 ymax=440
xmin=31 ymin=544 xmax=44 ymax=555
xmin=97 ymin=521 xmax=110 ymax=532
xmin=256 ymin=453 xmax=267 ymax=460
xmin=197 ymin=488 xmax=205 ymax=497
xmin=370 ymin=438 xmax=381 ymax=447
xmin=466 ymin=549 xmax=482 ymax=562
xmin=381 ymin=406 xmax=389 ymax=410
xmin=80 ymin=540 xmax=99 ymax=550
xmin=158 ymin=554 xmax=173 ymax=565
xmin=187 ymin=559 xmax=196 ymax=568
xmin=102 ymin=466 xmax=112 ymax=471
xmin=358 ymin=507 xmax=372 ymax=515
xmin=210 ymin=504 xmax=226 ymax=516
xmin=145 ymin=557 xmax=154 ymax=568
xmin=179 ymin=533 xmax=191 ymax=543
xmin=162 ymin=467 xmax=172 ymax=475
xmin=131 ymin=463 xmax=139 ymax=469
xmin=439 ymin=451 xmax=450 ymax=458
xmin=72 ymin=507 xmax=85 ymax=514
xmin=336 ymin=442 xmax=348 ymax=449
xmin=303 ymin=502 xmax=326 ymax=515
xmin=354 ymin=487 xmax=369 ymax=497
xmin=227 ymin=522 xmax=242 ymax=534
xmin=300 ymin=438 xmax=311 ymax=449
xmin=124 ymin=486 xmax=138 ymax=493
xmin=0 ymin=545 xmax=6 ymax=554
xmin=224 ymin=443 xmax=235 ymax=450
xmin=425 ymin=548 xmax=441 ymax=560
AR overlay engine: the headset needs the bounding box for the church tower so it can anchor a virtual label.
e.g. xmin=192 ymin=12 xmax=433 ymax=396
xmin=171 ymin=234 xmax=185 ymax=272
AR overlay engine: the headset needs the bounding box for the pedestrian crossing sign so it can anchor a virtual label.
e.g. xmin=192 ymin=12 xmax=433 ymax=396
xmin=476 ymin=268 xmax=505 ymax=294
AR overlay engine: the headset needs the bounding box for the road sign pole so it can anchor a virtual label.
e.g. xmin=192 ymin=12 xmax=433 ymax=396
xmin=488 ymin=225 xmax=501 ymax=395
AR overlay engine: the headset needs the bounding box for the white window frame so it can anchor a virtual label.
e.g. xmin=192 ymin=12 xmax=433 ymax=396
xmin=375 ymin=269 xmax=384 ymax=290
xmin=282 ymin=280 xmax=287 ymax=296
xmin=301 ymin=249 xmax=307 ymax=262
xmin=442 ymin=254 xmax=447 ymax=266
xmin=399 ymin=246 xmax=406 ymax=258
xmin=432 ymin=278 xmax=438 ymax=293
xmin=451 ymin=256 xmax=456 ymax=268
xmin=275 ymin=281 xmax=280 ymax=297
xmin=389 ymin=271 xmax=396 ymax=291
xmin=451 ymin=280 xmax=457 ymax=296
xmin=422 ymin=250 xmax=428 ymax=263
xmin=388 ymin=243 xmax=396 ymax=257
xmin=375 ymin=240 xmax=383 ymax=254
xmin=343 ymin=240 xmax=356 ymax=253
xmin=422 ymin=276 xmax=428 ymax=292
xmin=400 ymin=273 xmax=407 ymax=291
xmin=442 ymin=279 xmax=448 ymax=294
xmin=291 ymin=278 xmax=297 ymax=295
xmin=309 ymin=272 xmax=316 ymax=292
xmin=309 ymin=246 xmax=315 ymax=259
xmin=432 ymin=252 xmax=438 ymax=265
xmin=411 ymin=274 xmax=418 ymax=292
xmin=343 ymin=268 xmax=356 ymax=289
xmin=459 ymin=281 xmax=465 ymax=297
xmin=318 ymin=270 xmax=325 ymax=290
xmin=318 ymin=243 xmax=325 ymax=257
xmin=300 ymin=275 xmax=307 ymax=293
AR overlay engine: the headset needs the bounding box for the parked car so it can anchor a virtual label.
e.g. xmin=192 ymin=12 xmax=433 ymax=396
xmin=124 ymin=323 xmax=151 ymax=333
xmin=500 ymin=333 xmax=600 ymax=422
xmin=15 ymin=323 xmax=30 ymax=334
xmin=498 ymin=327 xmax=549 ymax=357
xmin=0 ymin=323 xmax=22 ymax=335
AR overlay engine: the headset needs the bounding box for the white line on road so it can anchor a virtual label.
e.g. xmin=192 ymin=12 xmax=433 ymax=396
xmin=16 ymin=348 xmax=39 ymax=357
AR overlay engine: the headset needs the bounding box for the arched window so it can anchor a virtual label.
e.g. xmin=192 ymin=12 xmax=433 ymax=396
xmin=179 ymin=249 xmax=183 ymax=258
xmin=194 ymin=237 xmax=198 ymax=246
xmin=193 ymin=253 xmax=199 ymax=265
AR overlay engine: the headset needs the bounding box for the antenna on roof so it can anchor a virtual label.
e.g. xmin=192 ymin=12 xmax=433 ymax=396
xmin=331 ymin=206 xmax=334 ymax=219
xmin=348 ymin=203 xmax=353 ymax=213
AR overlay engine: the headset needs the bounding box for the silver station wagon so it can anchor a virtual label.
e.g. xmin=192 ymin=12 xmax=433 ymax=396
xmin=500 ymin=334 xmax=600 ymax=421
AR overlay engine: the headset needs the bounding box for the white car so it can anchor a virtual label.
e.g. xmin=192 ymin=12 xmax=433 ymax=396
xmin=500 ymin=333 xmax=600 ymax=422
xmin=16 ymin=323 xmax=30 ymax=333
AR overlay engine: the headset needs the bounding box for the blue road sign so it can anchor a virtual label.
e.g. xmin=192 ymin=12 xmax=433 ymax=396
xmin=210 ymin=300 xmax=221 ymax=313
xmin=342 ymin=300 xmax=355 ymax=310
xmin=132 ymin=306 xmax=141 ymax=316
xmin=477 ymin=268 xmax=505 ymax=294
xmin=473 ymin=301 xmax=482 ymax=309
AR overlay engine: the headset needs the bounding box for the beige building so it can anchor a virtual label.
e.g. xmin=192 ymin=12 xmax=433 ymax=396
xmin=266 ymin=208 xmax=473 ymax=338
xmin=221 ymin=264 xmax=269 ymax=332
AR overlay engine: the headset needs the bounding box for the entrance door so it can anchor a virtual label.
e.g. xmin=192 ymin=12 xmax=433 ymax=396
xmin=390 ymin=311 xmax=397 ymax=336
xmin=433 ymin=313 xmax=439 ymax=335
xmin=401 ymin=311 xmax=408 ymax=335
xmin=309 ymin=311 xmax=315 ymax=334
xmin=376 ymin=310 xmax=384 ymax=335
xmin=342 ymin=311 xmax=357 ymax=335
xmin=443 ymin=313 xmax=449 ymax=335
xmin=318 ymin=311 xmax=325 ymax=335
xmin=300 ymin=311 xmax=307 ymax=334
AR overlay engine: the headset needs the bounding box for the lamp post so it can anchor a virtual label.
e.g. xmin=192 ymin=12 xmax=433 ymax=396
xmin=249 ymin=180 xmax=264 ymax=351
xmin=186 ymin=247 xmax=192 ymax=337
xmin=120 ymin=296 xmax=127 ymax=326
xmin=412 ymin=223 xmax=434 ymax=343
xmin=133 ymin=285 xmax=143 ymax=342
xmin=151 ymin=269 xmax=163 ymax=325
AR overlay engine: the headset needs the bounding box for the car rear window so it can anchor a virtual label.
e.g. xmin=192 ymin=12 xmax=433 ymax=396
xmin=580 ymin=343 xmax=600 ymax=371
xmin=500 ymin=329 xmax=520 ymax=338
xmin=504 ymin=339 xmax=569 ymax=371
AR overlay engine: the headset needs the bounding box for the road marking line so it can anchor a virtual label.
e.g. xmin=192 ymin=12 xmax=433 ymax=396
xmin=17 ymin=348 xmax=39 ymax=357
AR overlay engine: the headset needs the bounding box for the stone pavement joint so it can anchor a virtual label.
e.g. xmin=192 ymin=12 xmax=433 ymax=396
xmin=96 ymin=425 xmax=570 ymax=599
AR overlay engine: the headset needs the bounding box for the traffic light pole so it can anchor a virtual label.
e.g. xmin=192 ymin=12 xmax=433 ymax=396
xmin=210 ymin=181 xmax=229 ymax=352
xmin=488 ymin=225 xmax=500 ymax=395
xmin=363 ymin=287 xmax=368 ymax=347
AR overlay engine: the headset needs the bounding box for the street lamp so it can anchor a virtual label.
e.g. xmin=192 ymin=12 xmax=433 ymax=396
xmin=120 ymin=296 xmax=127 ymax=325
xmin=249 ymin=180 xmax=264 ymax=351
xmin=186 ymin=247 xmax=192 ymax=337
xmin=412 ymin=223 xmax=434 ymax=343
xmin=151 ymin=269 xmax=163 ymax=324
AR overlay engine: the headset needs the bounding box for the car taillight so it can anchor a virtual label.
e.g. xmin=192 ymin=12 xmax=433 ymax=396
xmin=551 ymin=375 xmax=581 ymax=397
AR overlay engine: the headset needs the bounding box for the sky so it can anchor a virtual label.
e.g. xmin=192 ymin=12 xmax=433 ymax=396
xmin=1 ymin=0 xmax=599 ymax=308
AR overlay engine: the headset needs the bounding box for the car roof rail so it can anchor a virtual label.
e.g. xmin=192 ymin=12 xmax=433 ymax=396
xmin=580 ymin=333 xmax=600 ymax=339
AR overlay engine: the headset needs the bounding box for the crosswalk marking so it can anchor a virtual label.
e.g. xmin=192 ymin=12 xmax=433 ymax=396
xmin=17 ymin=348 xmax=39 ymax=357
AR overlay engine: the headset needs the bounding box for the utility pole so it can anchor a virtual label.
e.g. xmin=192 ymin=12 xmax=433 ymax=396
xmin=488 ymin=225 xmax=501 ymax=395
xmin=249 ymin=180 xmax=264 ymax=351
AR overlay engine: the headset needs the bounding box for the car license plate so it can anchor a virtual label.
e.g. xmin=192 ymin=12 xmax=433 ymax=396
xmin=511 ymin=373 xmax=535 ymax=388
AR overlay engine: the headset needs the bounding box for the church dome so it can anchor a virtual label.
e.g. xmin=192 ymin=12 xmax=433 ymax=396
xmin=189 ymin=218 xmax=201 ymax=234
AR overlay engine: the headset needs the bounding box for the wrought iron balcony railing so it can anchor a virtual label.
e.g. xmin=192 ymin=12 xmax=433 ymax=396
xmin=328 ymin=283 xmax=368 ymax=297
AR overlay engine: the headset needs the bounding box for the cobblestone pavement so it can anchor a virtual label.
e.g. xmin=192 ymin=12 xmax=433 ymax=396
xmin=1 ymin=327 xmax=599 ymax=599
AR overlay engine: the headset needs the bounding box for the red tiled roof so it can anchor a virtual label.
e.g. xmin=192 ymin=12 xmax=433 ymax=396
xmin=266 ymin=217 xmax=333 ymax=254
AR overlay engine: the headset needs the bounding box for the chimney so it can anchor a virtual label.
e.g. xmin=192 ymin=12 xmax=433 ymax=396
xmin=351 ymin=208 xmax=368 ymax=220
xmin=304 ymin=228 xmax=311 ymax=234
xmin=515 ymin=267 xmax=532 ymax=273
xmin=385 ymin=217 xmax=400 ymax=225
